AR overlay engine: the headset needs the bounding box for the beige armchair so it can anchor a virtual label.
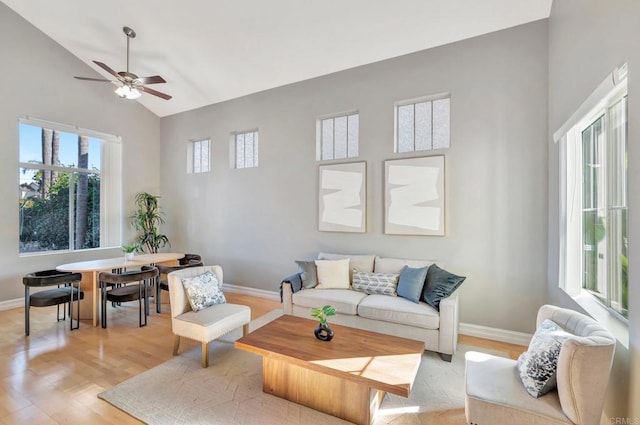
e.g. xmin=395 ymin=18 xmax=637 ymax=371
xmin=168 ymin=265 xmax=251 ymax=367
xmin=465 ymin=304 xmax=616 ymax=425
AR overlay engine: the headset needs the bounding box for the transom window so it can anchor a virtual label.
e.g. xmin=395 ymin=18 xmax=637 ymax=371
xmin=395 ymin=95 xmax=450 ymax=153
xmin=188 ymin=138 xmax=211 ymax=174
xmin=18 ymin=118 xmax=121 ymax=254
xmin=234 ymin=130 xmax=259 ymax=169
xmin=317 ymin=112 xmax=359 ymax=161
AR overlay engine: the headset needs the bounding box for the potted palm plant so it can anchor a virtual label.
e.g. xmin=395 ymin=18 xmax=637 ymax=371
xmin=131 ymin=192 xmax=170 ymax=253
xmin=310 ymin=305 xmax=336 ymax=341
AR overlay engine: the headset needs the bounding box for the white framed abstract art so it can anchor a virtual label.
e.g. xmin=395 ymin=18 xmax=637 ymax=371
xmin=384 ymin=155 xmax=445 ymax=236
xmin=318 ymin=161 xmax=366 ymax=232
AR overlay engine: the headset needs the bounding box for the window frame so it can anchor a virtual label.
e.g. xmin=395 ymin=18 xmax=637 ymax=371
xmin=187 ymin=138 xmax=211 ymax=174
xmin=18 ymin=117 xmax=122 ymax=255
xmin=232 ymin=129 xmax=259 ymax=169
xmin=394 ymin=93 xmax=450 ymax=153
xmin=316 ymin=111 xmax=359 ymax=161
xmin=558 ymin=70 xmax=628 ymax=329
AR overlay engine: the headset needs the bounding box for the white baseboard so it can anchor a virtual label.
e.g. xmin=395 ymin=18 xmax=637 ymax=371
xmin=0 ymin=298 xmax=24 ymax=311
xmin=460 ymin=322 xmax=532 ymax=346
xmin=222 ymin=283 xmax=280 ymax=301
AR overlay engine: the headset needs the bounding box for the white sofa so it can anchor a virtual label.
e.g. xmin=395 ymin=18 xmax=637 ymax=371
xmin=281 ymin=253 xmax=460 ymax=361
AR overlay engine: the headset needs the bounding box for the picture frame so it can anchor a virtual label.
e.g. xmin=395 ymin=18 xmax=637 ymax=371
xmin=384 ymin=155 xmax=445 ymax=236
xmin=318 ymin=161 xmax=366 ymax=233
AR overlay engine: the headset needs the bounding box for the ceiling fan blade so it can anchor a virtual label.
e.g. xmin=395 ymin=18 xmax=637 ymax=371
xmin=137 ymin=75 xmax=166 ymax=85
xmin=74 ymin=76 xmax=113 ymax=82
xmin=93 ymin=60 xmax=123 ymax=81
xmin=139 ymin=86 xmax=172 ymax=100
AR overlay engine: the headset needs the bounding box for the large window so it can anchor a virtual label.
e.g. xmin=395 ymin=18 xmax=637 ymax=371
xmin=395 ymin=94 xmax=450 ymax=153
xmin=317 ymin=112 xmax=359 ymax=161
xmin=234 ymin=130 xmax=259 ymax=169
xmin=18 ymin=118 xmax=121 ymax=254
xmin=559 ymin=68 xmax=628 ymax=319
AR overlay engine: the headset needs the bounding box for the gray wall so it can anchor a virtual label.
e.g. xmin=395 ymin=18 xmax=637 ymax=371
xmin=0 ymin=4 xmax=161 ymax=302
xmin=160 ymin=20 xmax=549 ymax=333
xmin=547 ymin=0 xmax=640 ymax=418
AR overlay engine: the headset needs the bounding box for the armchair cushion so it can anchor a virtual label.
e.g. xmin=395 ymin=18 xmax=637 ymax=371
xmin=181 ymin=271 xmax=226 ymax=312
xmin=517 ymin=319 xmax=571 ymax=398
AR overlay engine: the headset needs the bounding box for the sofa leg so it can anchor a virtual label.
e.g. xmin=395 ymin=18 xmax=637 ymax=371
xmin=243 ymin=323 xmax=249 ymax=336
xmin=202 ymin=342 xmax=209 ymax=368
xmin=439 ymin=353 xmax=453 ymax=362
xmin=173 ymin=335 xmax=181 ymax=355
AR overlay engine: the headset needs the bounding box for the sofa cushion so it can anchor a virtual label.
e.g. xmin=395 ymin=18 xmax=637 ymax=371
xmin=397 ymin=265 xmax=429 ymax=303
xmin=318 ymin=253 xmax=376 ymax=282
xmin=352 ymin=270 xmax=399 ymax=296
xmin=315 ymin=259 xmax=350 ymax=289
xmin=421 ymin=264 xmax=466 ymax=310
xmin=357 ymin=294 xmax=440 ymax=330
xmin=292 ymin=288 xmax=367 ymax=316
xmin=374 ymin=256 xmax=435 ymax=274
xmin=295 ymin=260 xmax=318 ymax=288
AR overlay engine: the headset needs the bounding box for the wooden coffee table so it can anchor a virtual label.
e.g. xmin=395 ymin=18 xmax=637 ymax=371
xmin=234 ymin=315 xmax=424 ymax=425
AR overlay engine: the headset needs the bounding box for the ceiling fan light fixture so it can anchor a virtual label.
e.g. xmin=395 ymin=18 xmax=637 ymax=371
xmin=115 ymin=85 xmax=141 ymax=100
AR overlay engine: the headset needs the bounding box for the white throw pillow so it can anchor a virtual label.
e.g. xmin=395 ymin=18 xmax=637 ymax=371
xmin=181 ymin=271 xmax=226 ymax=312
xmin=314 ymin=258 xmax=350 ymax=289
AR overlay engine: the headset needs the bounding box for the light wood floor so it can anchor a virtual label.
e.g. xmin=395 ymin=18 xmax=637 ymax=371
xmin=0 ymin=293 xmax=525 ymax=425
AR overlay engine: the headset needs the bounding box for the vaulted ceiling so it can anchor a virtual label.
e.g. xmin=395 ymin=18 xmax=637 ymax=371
xmin=2 ymin=0 xmax=552 ymax=117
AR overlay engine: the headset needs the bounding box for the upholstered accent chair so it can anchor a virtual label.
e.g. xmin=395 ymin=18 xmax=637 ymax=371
xmin=465 ymin=304 xmax=616 ymax=425
xmin=168 ymin=265 xmax=251 ymax=367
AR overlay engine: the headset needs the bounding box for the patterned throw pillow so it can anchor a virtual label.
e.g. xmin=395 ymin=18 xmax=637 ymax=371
xmin=352 ymin=270 xmax=399 ymax=296
xmin=181 ymin=271 xmax=226 ymax=312
xmin=517 ymin=319 xmax=571 ymax=398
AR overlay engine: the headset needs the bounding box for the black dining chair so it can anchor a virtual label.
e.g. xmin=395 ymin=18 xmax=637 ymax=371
xmin=23 ymin=270 xmax=84 ymax=336
xmin=99 ymin=266 xmax=159 ymax=328
xmin=155 ymin=259 xmax=204 ymax=313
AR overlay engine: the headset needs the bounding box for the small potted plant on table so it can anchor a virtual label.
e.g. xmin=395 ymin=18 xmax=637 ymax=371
xmin=311 ymin=305 xmax=336 ymax=341
xmin=122 ymin=244 xmax=137 ymax=261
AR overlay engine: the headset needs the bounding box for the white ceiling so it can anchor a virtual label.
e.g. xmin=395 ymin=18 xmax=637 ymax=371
xmin=3 ymin=0 xmax=552 ymax=117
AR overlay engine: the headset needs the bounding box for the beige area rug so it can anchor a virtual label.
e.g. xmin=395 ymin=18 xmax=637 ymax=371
xmin=99 ymin=311 xmax=506 ymax=425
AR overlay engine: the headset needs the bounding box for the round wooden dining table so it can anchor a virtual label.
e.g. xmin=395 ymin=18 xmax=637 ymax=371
xmin=57 ymin=252 xmax=184 ymax=326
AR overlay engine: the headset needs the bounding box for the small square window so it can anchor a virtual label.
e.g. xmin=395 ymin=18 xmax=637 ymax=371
xmin=395 ymin=95 xmax=450 ymax=152
xmin=317 ymin=113 xmax=359 ymax=161
xmin=188 ymin=138 xmax=211 ymax=174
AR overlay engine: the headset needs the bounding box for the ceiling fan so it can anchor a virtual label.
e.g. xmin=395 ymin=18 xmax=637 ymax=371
xmin=74 ymin=26 xmax=171 ymax=100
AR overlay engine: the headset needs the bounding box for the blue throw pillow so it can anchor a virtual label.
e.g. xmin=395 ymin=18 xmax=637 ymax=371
xmin=421 ymin=264 xmax=466 ymax=310
xmin=396 ymin=265 xmax=429 ymax=303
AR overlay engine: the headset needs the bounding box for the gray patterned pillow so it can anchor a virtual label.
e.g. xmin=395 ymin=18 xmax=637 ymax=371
xmin=181 ymin=271 xmax=226 ymax=312
xmin=517 ymin=319 xmax=571 ymax=398
xmin=352 ymin=270 xmax=399 ymax=296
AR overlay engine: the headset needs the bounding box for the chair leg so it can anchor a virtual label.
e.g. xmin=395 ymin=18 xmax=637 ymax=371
xmin=24 ymin=286 xmax=30 ymax=336
xmin=173 ymin=335 xmax=181 ymax=355
xmin=156 ymin=276 xmax=161 ymax=314
xmin=202 ymin=342 xmax=209 ymax=368
xmin=243 ymin=323 xmax=249 ymax=336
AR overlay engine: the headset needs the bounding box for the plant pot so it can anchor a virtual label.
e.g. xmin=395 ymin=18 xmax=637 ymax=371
xmin=314 ymin=323 xmax=334 ymax=341
xmin=124 ymin=252 xmax=135 ymax=261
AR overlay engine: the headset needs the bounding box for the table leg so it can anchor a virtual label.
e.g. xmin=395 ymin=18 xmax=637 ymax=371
xmin=262 ymin=357 xmax=383 ymax=425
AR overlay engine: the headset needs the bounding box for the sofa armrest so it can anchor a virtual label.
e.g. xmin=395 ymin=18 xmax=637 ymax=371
xmin=282 ymin=282 xmax=294 ymax=314
xmin=438 ymin=289 xmax=460 ymax=357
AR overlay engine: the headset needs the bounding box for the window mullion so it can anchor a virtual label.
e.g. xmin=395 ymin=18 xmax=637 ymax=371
xmin=68 ymin=172 xmax=75 ymax=251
